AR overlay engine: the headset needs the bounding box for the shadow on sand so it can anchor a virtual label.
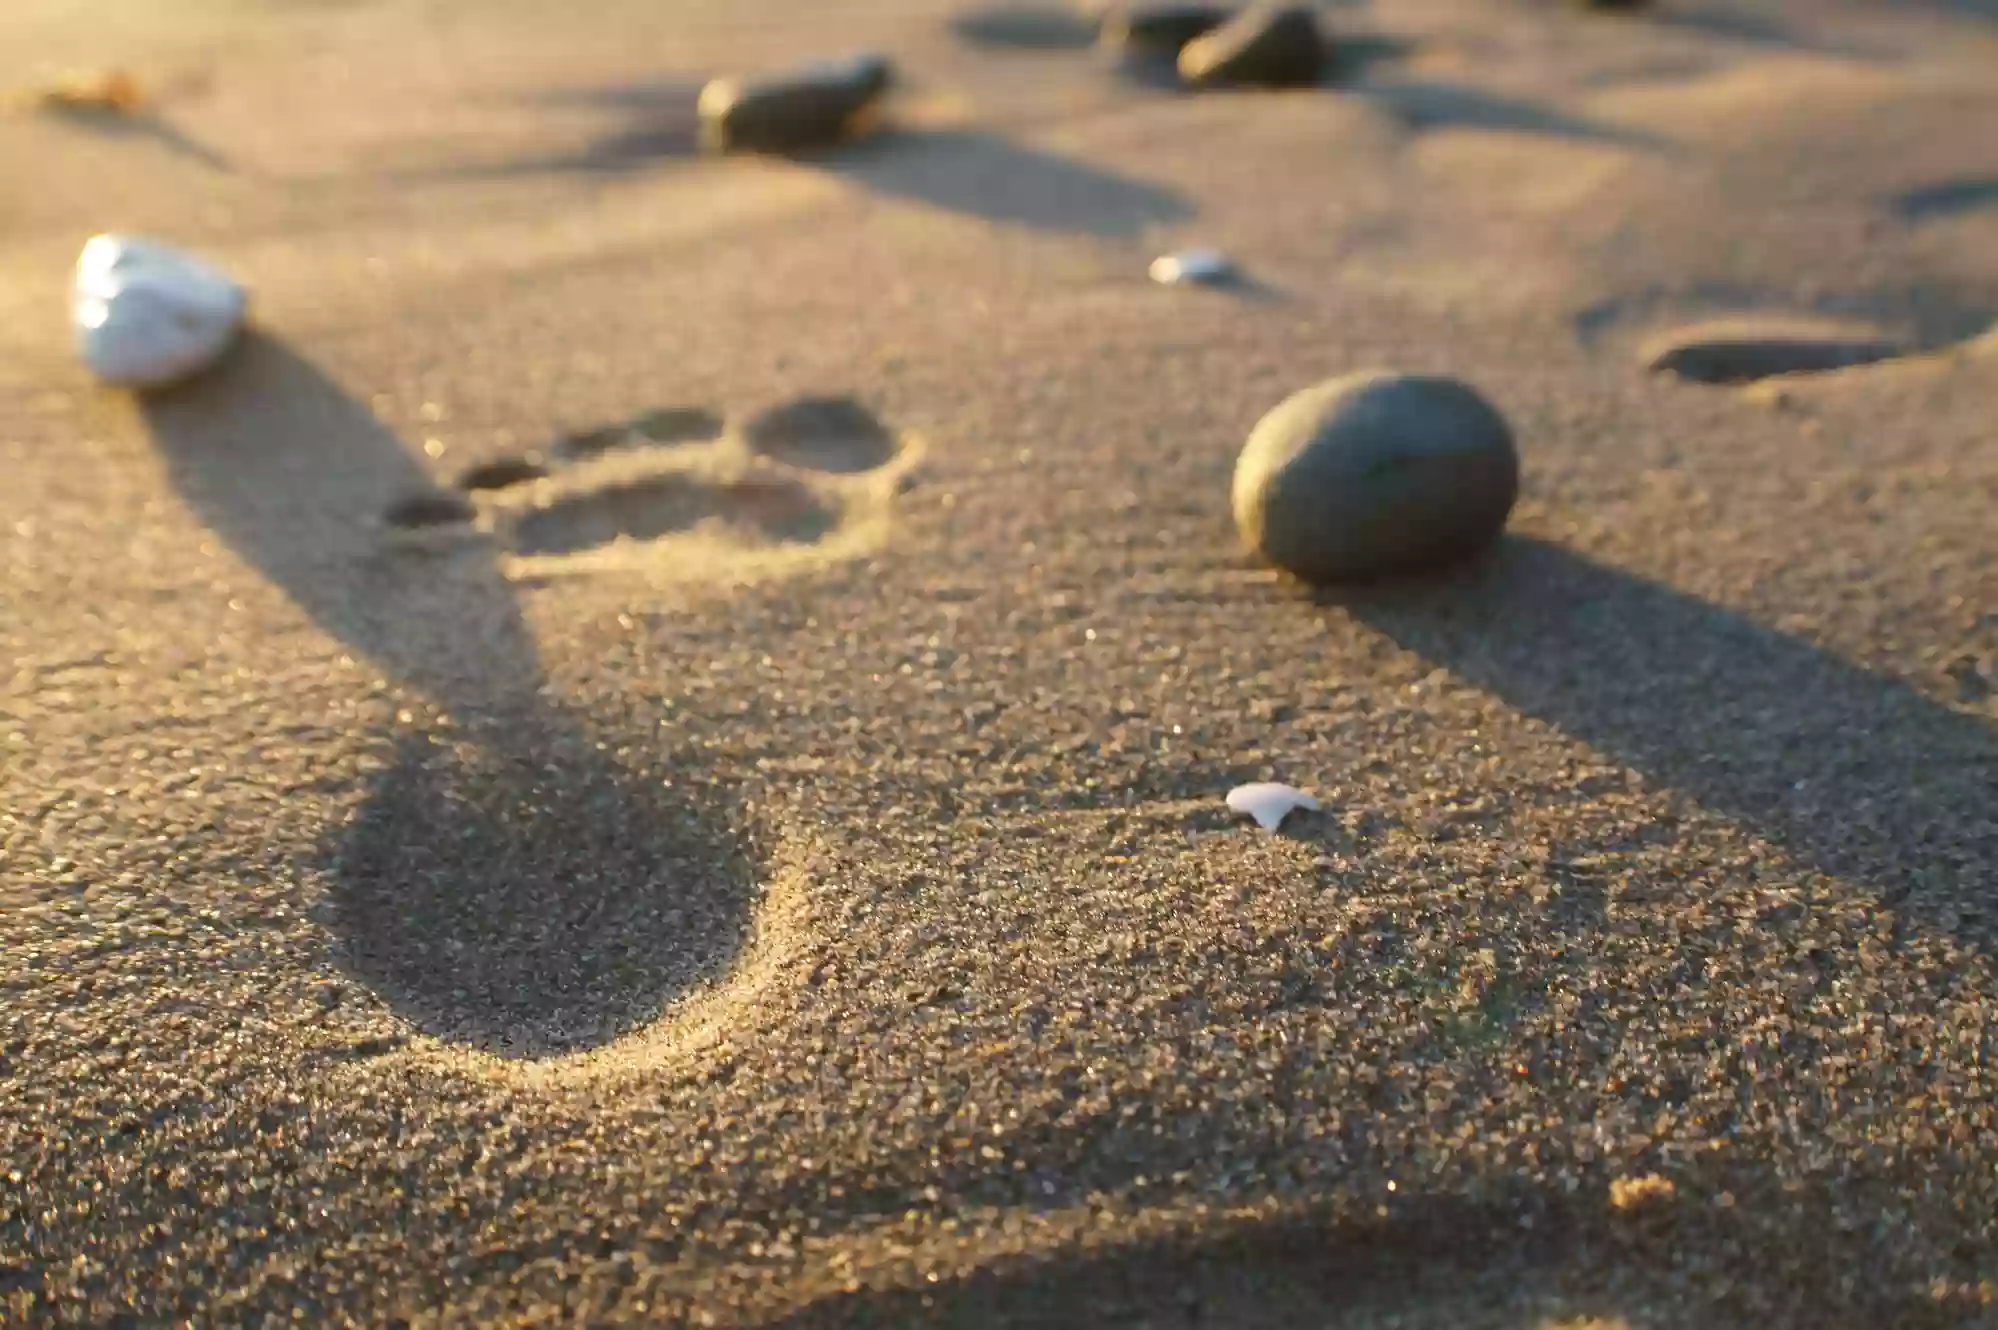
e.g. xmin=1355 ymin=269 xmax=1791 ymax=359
xmin=392 ymin=77 xmax=708 ymax=179
xmin=826 ymin=125 xmax=1194 ymax=237
xmin=137 ymin=333 xmax=756 ymax=1055
xmin=1354 ymin=79 xmax=1669 ymax=151
xmin=1893 ymin=175 xmax=1998 ymax=222
xmin=950 ymin=4 xmax=1101 ymax=51
xmin=410 ymin=84 xmax=1192 ymax=243
xmin=1644 ymin=5 xmax=1875 ymax=58
xmin=1320 ymin=536 xmax=1997 ymax=942
xmin=757 ymin=1166 xmax=1979 ymax=1328
xmin=41 ymin=103 xmax=237 ymax=174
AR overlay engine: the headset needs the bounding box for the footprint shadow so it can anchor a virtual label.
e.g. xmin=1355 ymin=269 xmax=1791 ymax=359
xmin=1320 ymin=537 xmax=1998 ymax=947
xmin=137 ymin=333 xmax=757 ymax=1054
xmin=512 ymin=472 xmax=838 ymax=556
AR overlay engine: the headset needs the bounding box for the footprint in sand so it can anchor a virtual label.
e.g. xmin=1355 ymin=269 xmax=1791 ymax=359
xmin=383 ymin=394 xmax=920 ymax=583
xmin=1640 ymin=316 xmax=1910 ymax=385
xmin=1577 ymin=291 xmax=1995 ymax=390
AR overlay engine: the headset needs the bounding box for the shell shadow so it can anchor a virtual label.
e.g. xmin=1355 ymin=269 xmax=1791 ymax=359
xmin=38 ymin=103 xmax=237 ymax=174
xmin=137 ymin=333 xmax=758 ymax=1054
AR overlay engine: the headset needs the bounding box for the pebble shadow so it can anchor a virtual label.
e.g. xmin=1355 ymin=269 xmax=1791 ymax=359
xmin=825 ymin=126 xmax=1194 ymax=237
xmin=404 ymin=77 xmax=708 ymax=178
xmin=1644 ymin=6 xmax=1874 ymax=58
xmin=951 ymin=5 xmax=1101 ymax=50
xmin=1325 ymin=536 xmax=1998 ymax=948
xmin=1892 ymin=176 xmax=1998 ymax=223
xmin=1323 ymin=32 xmax=1417 ymax=84
xmin=139 ymin=333 xmax=757 ymax=1055
xmin=1919 ymin=0 xmax=1998 ymax=19
xmin=1353 ymin=79 xmax=1669 ymax=151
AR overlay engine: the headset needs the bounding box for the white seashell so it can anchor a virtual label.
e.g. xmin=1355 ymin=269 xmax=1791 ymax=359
xmin=1149 ymin=248 xmax=1234 ymax=286
xmin=1226 ymin=781 xmax=1320 ymax=831
xmin=73 ymin=233 xmax=247 ymax=388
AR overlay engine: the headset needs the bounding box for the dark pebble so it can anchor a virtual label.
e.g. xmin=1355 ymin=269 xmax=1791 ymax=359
xmin=455 ymin=454 xmax=548 ymax=492
xmin=698 ymin=53 xmax=894 ymax=155
xmin=1179 ymin=4 xmax=1325 ymax=87
xmin=1232 ymin=370 xmax=1519 ymax=583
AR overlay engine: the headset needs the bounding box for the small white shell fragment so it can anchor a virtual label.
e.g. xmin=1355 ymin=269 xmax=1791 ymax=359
xmin=1226 ymin=781 xmax=1320 ymax=831
xmin=1149 ymin=248 xmax=1234 ymax=286
xmin=72 ymin=233 xmax=247 ymax=388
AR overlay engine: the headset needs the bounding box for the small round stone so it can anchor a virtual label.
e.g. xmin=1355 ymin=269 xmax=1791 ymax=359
xmin=1232 ymin=370 xmax=1519 ymax=583
xmin=1098 ymin=3 xmax=1236 ymax=61
xmin=698 ymin=53 xmax=893 ymax=155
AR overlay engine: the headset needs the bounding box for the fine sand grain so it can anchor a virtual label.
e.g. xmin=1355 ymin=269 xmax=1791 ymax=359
xmin=4 ymin=0 xmax=1997 ymax=1325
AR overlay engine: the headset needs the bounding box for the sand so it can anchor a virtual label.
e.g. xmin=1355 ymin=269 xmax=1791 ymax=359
xmin=3 ymin=0 xmax=1997 ymax=1324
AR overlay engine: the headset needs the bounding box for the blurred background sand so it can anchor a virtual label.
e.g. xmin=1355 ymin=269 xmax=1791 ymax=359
xmin=3 ymin=0 xmax=1997 ymax=1324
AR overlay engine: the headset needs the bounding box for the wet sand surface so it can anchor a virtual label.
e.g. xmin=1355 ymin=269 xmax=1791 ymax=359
xmin=3 ymin=0 xmax=1997 ymax=1324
